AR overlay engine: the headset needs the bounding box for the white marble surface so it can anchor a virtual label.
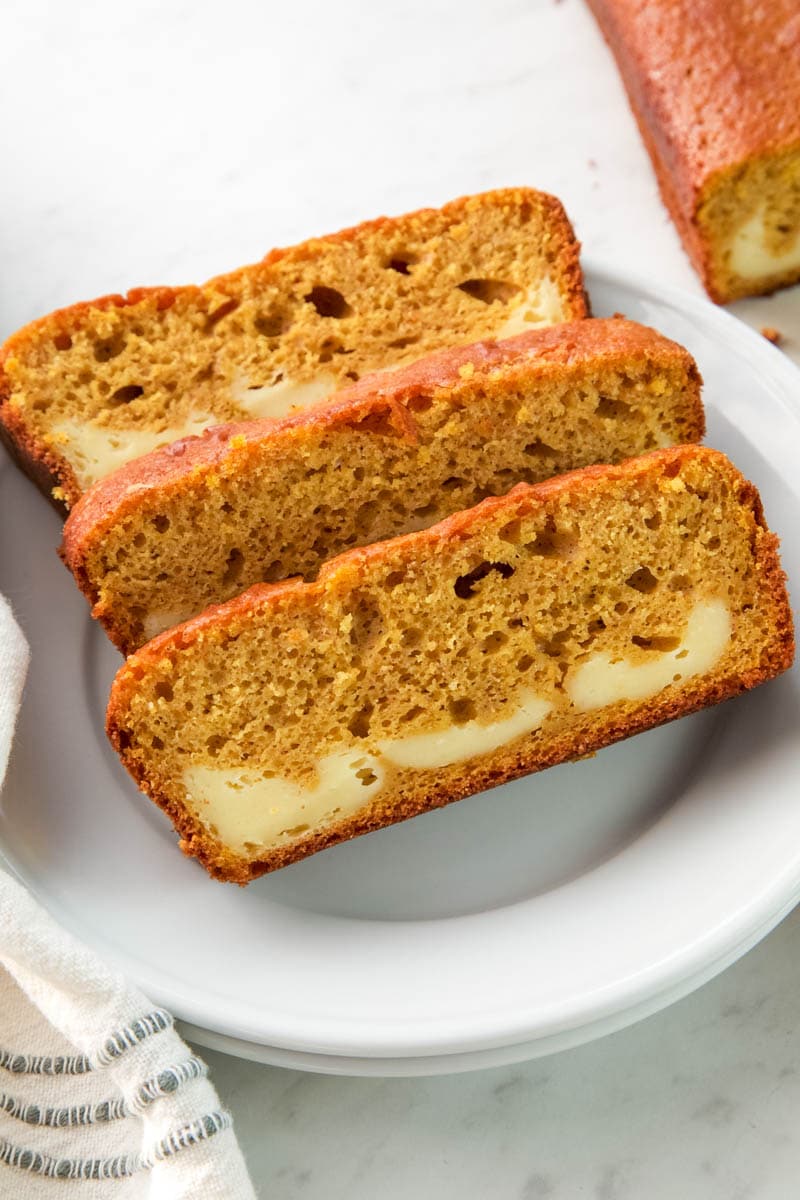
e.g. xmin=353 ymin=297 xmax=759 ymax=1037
xmin=2 ymin=0 xmax=800 ymax=1195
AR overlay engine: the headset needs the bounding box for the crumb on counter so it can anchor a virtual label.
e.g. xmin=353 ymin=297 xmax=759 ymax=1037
xmin=761 ymin=327 xmax=783 ymax=346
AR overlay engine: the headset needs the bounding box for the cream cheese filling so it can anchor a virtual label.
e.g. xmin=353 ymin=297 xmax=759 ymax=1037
xmin=142 ymin=609 xmax=193 ymax=643
xmin=51 ymin=413 xmax=216 ymax=488
xmin=230 ymin=372 xmax=337 ymax=419
xmin=566 ymin=599 xmax=731 ymax=710
xmin=375 ymin=692 xmax=552 ymax=768
xmin=182 ymin=689 xmax=551 ymax=851
xmin=496 ymin=276 xmax=570 ymax=338
xmin=184 ymin=751 xmax=386 ymax=852
xmin=182 ymin=601 xmax=731 ymax=854
xmin=729 ymin=208 xmax=800 ymax=281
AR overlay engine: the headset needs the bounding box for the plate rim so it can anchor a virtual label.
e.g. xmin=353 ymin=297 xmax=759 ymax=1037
xmin=2 ymin=261 xmax=800 ymax=1065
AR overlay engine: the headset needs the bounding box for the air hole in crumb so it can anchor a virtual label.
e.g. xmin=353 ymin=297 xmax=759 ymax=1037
xmin=644 ymin=512 xmax=662 ymax=530
xmin=596 ymin=396 xmax=632 ymax=419
xmin=384 ymin=569 xmax=406 ymax=588
xmin=133 ymin=533 xmax=146 ymax=548
xmin=402 ymin=705 xmax=424 ymax=722
xmin=401 ymin=627 xmax=422 ymax=648
xmin=356 ymin=766 xmax=378 ymax=786
xmin=53 ymin=333 xmax=72 ymax=351
xmin=705 ymin=535 xmax=721 ymax=550
xmin=411 ymin=502 xmax=439 ymax=521
xmin=454 ymin=560 xmax=515 ymax=599
xmin=317 ymin=338 xmax=347 ymax=363
xmin=351 ymin=409 xmax=397 ymax=437
xmin=389 ymin=335 xmax=420 ymax=349
xmin=206 ymin=298 xmax=240 ymax=328
xmin=457 ymin=279 xmax=522 ymax=305
xmin=525 ymin=520 xmax=578 ymax=559
xmin=482 ymin=631 xmax=508 ymax=654
xmin=663 ymin=460 xmax=682 ymax=479
xmin=523 ymin=439 xmax=558 ymax=458
xmin=109 ymin=384 xmax=144 ymax=406
xmin=223 ymin=548 xmax=244 ymax=587
xmin=670 ymin=573 xmax=691 ymax=591
xmin=206 ymin=734 xmax=226 ymax=756
xmin=386 ymin=257 xmax=414 ymax=274
xmin=305 ymin=286 xmax=352 ymax=318
xmin=93 ymin=334 xmax=126 ymax=362
xmin=516 ymin=654 xmax=534 ymax=672
xmin=448 ymin=697 xmax=477 ymax=724
xmin=625 ymin=566 xmax=658 ymax=593
xmin=154 ymin=681 xmax=173 ymax=701
xmin=152 ymin=515 xmax=170 ymax=533
xmin=348 ymin=703 xmax=374 ymax=739
xmin=442 ymin=475 xmax=467 ymax=492
xmin=354 ymin=499 xmax=378 ymax=533
xmin=541 ymin=629 xmax=573 ymax=657
xmin=614 ymin=601 xmax=628 ymax=614
xmin=151 ymin=736 xmax=164 ymax=750
xmin=499 ymin=519 xmax=523 ymax=544
xmin=348 ymin=596 xmax=383 ymax=650
xmin=262 ymin=559 xmax=285 ymax=583
xmin=631 ymin=634 xmax=681 ymax=651
xmin=254 ymin=311 xmax=288 ymax=337
xmin=408 ymin=393 xmax=433 ymax=413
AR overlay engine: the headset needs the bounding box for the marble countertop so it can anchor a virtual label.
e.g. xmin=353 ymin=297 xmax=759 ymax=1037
xmin=3 ymin=1 xmax=799 ymax=1196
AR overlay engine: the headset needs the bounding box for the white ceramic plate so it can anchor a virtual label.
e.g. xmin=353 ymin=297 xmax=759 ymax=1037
xmin=1 ymin=265 xmax=799 ymax=1077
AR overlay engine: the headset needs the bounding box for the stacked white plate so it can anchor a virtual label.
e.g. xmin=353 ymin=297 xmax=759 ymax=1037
xmin=2 ymin=266 xmax=799 ymax=1076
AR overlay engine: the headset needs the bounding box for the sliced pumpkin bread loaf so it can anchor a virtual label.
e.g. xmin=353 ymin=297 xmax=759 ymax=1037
xmin=0 ymin=188 xmax=587 ymax=508
xmin=588 ymin=0 xmax=800 ymax=302
xmin=107 ymin=445 xmax=793 ymax=883
xmin=63 ymin=317 xmax=704 ymax=654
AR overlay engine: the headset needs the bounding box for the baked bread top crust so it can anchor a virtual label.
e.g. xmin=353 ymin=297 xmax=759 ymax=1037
xmin=589 ymin=0 xmax=800 ymax=206
xmin=62 ymin=316 xmax=701 ymax=547
xmin=106 ymin=444 xmax=794 ymax=882
xmin=61 ymin=317 xmax=704 ymax=653
xmin=0 ymin=188 xmax=587 ymax=508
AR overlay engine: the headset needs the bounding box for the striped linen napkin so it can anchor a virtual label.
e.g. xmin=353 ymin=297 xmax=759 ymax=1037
xmin=0 ymin=596 xmax=255 ymax=1198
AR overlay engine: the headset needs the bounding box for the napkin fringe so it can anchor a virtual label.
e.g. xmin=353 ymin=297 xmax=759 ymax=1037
xmin=0 ymin=1048 xmax=92 ymax=1076
xmin=95 ymin=1008 xmax=173 ymax=1066
xmin=0 ymin=1108 xmax=234 ymax=1181
xmin=0 ymin=1092 xmax=128 ymax=1126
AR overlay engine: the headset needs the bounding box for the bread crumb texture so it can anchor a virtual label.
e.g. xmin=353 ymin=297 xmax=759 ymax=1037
xmin=0 ymin=188 xmax=586 ymax=505
xmin=63 ymin=317 xmax=704 ymax=654
xmin=107 ymin=446 xmax=793 ymax=883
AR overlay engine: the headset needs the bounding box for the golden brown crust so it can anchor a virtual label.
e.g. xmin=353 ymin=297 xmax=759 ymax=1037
xmin=0 ymin=288 xmax=179 ymax=509
xmin=587 ymin=0 xmax=800 ymax=302
xmin=106 ymin=445 xmax=778 ymax=662
xmin=106 ymin=444 xmax=794 ymax=883
xmin=0 ymin=392 xmax=76 ymax=515
xmin=61 ymin=315 xmax=704 ymax=642
xmin=237 ymin=190 xmax=589 ymax=318
xmin=131 ymin=654 xmax=789 ymax=885
xmin=0 ymin=189 xmax=588 ymax=509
